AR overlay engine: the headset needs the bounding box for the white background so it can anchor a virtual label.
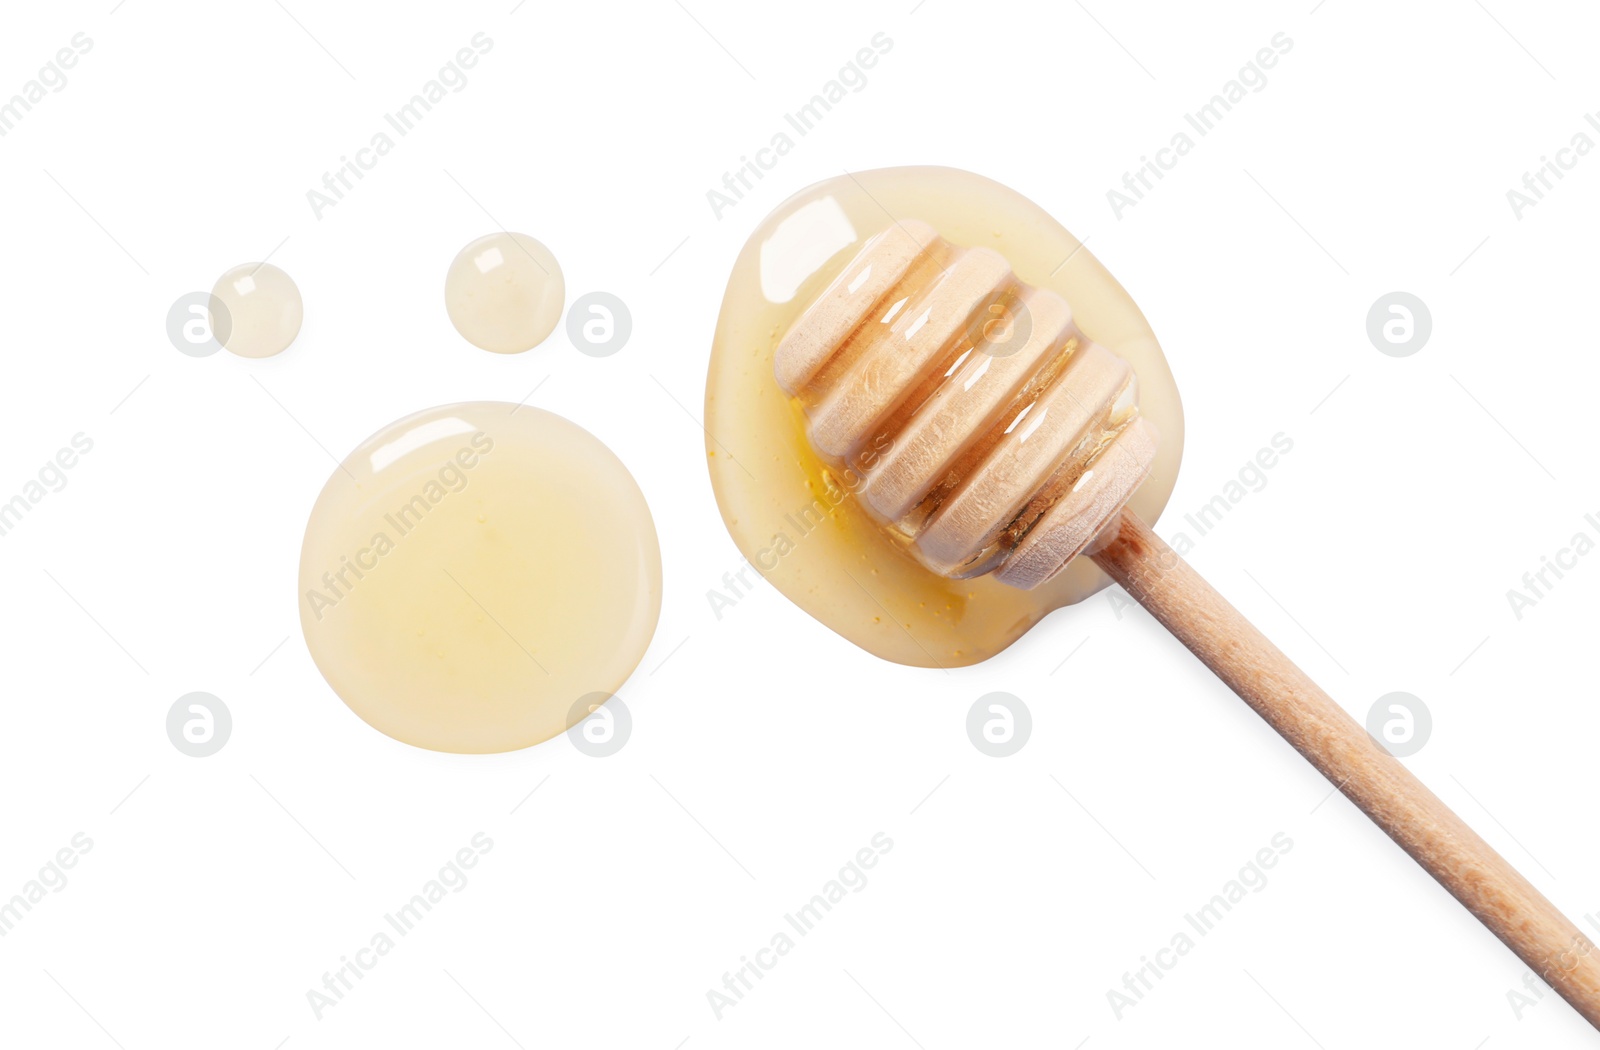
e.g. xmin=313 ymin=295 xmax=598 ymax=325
xmin=1 ymin=0 xmax=1597 ymax=1047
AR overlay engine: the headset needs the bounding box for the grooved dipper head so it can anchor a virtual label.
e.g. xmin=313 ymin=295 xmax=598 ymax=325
xmin=774 ymin=220 xmax=1158 ymax=589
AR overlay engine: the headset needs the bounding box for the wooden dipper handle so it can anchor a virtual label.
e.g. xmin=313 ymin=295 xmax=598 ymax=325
xmin=771 ymin=216 xmax=1597 ymax=1022
xmin=1091 ymin=510 xmax=1600 ymax=1028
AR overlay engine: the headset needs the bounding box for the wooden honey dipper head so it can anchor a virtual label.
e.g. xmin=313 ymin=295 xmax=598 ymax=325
xmin=774 ymin=219 xmax=1156 ymax=590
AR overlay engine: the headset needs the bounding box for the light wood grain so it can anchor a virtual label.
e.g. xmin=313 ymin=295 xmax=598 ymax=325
xmin=1091 ymin=510 xmax=1600 ymax=1029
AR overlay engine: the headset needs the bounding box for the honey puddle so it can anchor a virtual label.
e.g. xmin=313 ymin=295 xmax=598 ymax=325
xmin=300 ymin=403 xmax=661 ymax=752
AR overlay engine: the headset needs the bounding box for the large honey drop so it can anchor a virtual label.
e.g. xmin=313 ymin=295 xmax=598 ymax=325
xmin=299 ymin=402 xmax=661 ymax=753
xmin=705 ymin=167 xmax=1184 ymax=668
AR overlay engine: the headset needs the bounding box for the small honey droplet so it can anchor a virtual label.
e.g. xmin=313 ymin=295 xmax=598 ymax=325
xmin=212 ymin=262 xmax=302 ymax=359
xmin=444 ymin=233 xmax=565 ymax=354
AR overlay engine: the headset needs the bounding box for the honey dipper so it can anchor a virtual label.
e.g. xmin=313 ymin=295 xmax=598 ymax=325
xmin=772 ymin=219 xmax=1600 ymax=1026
